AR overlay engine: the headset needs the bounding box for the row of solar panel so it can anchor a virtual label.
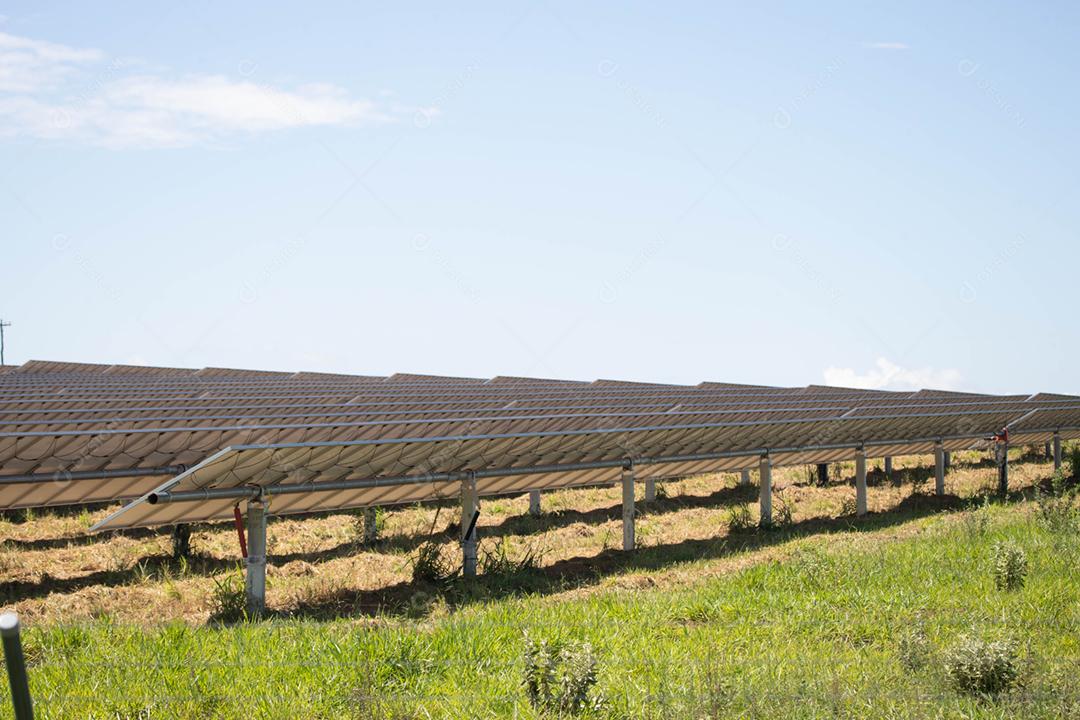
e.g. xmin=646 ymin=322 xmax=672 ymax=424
xmin=1 ymin=361 xmax=1077 ymax=532
xmin=3 ymin=399 xmax=1076 ymax=471
xmin=7 ymin=404 xmax=1075 ymax=516
xmin=94 ymin=414 xmax=1078 ymax=530
xmin=0 ymin=398 xmax=1059 ymax=433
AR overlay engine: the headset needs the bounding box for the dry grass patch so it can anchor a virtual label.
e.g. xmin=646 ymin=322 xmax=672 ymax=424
xmin=0 ymin=448 xmax=1060 ymax=625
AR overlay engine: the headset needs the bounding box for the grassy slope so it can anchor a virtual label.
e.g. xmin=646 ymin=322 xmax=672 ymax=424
xmin=4 ymin=463 xmax=1080 ymax=718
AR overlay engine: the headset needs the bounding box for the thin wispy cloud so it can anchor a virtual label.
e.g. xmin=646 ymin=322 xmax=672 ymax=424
xmin=0 ymin=31 xmax=103 ymax=92
xmin=823 ymin=357 xmax=961 ymax=391
xmin=0 ymin=31 xmax=430 ymax=148
xmin=862 ymin=41 xmax=910 ymax=50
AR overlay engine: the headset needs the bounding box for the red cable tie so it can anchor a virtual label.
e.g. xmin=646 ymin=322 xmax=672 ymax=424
xmin=233 ymin=504 xmax=248 ymax=560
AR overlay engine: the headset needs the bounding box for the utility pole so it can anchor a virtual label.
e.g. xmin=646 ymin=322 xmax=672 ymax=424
xmin=0 ymin=320 xmax=9 ymax=366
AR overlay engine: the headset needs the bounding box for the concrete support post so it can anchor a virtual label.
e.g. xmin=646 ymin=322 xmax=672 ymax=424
xmin=644 ymin=476 xmax=656 ymax=502
xmin=739 ymin=469 xmax=752 ymax=487
xmin=884 ymin=456 xmax=894 ymax=484
xmin=528 ymin=490 xmax=542 ymax=516
xmin=816 ymin=463 xmax=829 ymax=485
xmin=1053 ymin=433 xmax=1062 ymax=472
xmin=245 ymin=498 xmax=267 ymax=617
xmin=997 ymin=443 xmax=1009 ymax=498
xmin=461 ymin=473 xmax=479 ymax=577
xmin=621 ymin=465 xmax=635 ymax=551
xmin=934 ymin=443 xmax=945 ymax=496
xmin=759 ymin=454 xmax=773 ymax=528
xmin=855 ymin=449 xmax=867 ymax=516
xmin=363 ymin=507 xmax=378 ymax=543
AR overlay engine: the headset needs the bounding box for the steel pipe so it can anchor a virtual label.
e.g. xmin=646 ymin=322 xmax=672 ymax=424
xmin=0 ymin=465 xmax=183 ymax=485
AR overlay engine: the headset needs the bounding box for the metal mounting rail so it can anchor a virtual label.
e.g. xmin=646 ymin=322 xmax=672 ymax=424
xmin=0 ymin=465 xmax=184 ymax=485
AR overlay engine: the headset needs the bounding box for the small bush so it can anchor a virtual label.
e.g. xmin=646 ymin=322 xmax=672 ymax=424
xmin=773 ymin=488 xmax=794 ymax=527
xmin=523 ymin=634 xmax=604 ymax=714
xmin=411 ymin=540 xmax=457 ymax=585
xmin=480 ymin=537 xmax=543 ymax=577
xmin=1034 ymin=471 xmax=1079 ymax=533
xmin=943 ymin=633 xmax=1019 ymax=695
xmin=791 ymin=548 xmax=829 ymax=588
xmin=691 ymin=661 xmax=734 ymax=716
xmin=911 ymin=470 xmax=929 ymax=495
xmin=896 ymin=620 xmax=931 ymax=671
xmin=962 ymin=497 xmax=992 ymax=538
xmin=725 ymin=504 xmax=754 ymax=533
xmin=209 ymin=571 xmax=247 ymax=622
xmin=992 ymin=541 xmax=1027 ymax=591
xmin=1067 ymin=444 xmax=1080 ymax=479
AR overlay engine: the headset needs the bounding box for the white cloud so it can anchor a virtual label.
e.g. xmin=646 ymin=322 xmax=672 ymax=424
xmin=861 ymin=41 xmax=910 ymax=50
xmin=0 ymin=31 xmax=422 ymax=148
xmin=0 ymin=31 xmax=102 ymax=92
xmin=823 ymin=357 xmax=961 ymax=391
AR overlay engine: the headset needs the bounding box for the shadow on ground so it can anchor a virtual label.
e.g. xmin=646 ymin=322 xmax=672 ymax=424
xmin=267 ymin=489 xmax=988 ymax=623
xmin=3 ymin=465 xmax=1057 ymax=612
xmin=0 ymin=552 xmax=241 ymax=602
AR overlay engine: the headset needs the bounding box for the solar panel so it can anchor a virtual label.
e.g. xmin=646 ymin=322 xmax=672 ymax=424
xmin=87 ymin=403 xmax=1079 ymax=529
xmin=0 ymin=360 xmax=1075 ymax=533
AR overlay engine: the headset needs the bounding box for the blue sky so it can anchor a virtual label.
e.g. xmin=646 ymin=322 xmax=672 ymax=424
xmin=0 ymin=2 xmax=1076 ymax=393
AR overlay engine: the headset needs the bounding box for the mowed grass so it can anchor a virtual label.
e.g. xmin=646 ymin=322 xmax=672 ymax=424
xmin=1 ymin=449 xmax=1078 ymax=717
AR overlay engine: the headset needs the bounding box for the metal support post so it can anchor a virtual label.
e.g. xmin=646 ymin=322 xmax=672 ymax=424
xmin=0 ymin=612 xmax=33 ymax=720
xmin=171 ymin=523 xmax=191 ymax=559
xmin=816 ymin=463 xmax=829 ymax=485
xmin=759 ymin=454 xmax=773 ymax=528
xmin=363 ymin=507 xmax=378 ymax=543
xmin=997 ymin=442 xmax=1009 ymax=497
xmin=461 ymin=473 xmax=479 ymax=577
xmin=934 ymin=443 xmax=945 ymax=496
xmin=622 ymin=464 xmax=635 ymax=551
xmin=245 ymin=497 xmax=268 ymax=617
xmin=855 ymin=448 xmax=867 ymax=516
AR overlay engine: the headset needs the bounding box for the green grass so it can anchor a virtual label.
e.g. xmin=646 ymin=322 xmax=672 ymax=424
xmin=5 ymin=496 xmax=1079 ymax=719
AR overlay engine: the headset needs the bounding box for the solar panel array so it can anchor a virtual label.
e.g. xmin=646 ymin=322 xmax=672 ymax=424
xmin=0 ymin=360 xmax=1076 ymax=530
